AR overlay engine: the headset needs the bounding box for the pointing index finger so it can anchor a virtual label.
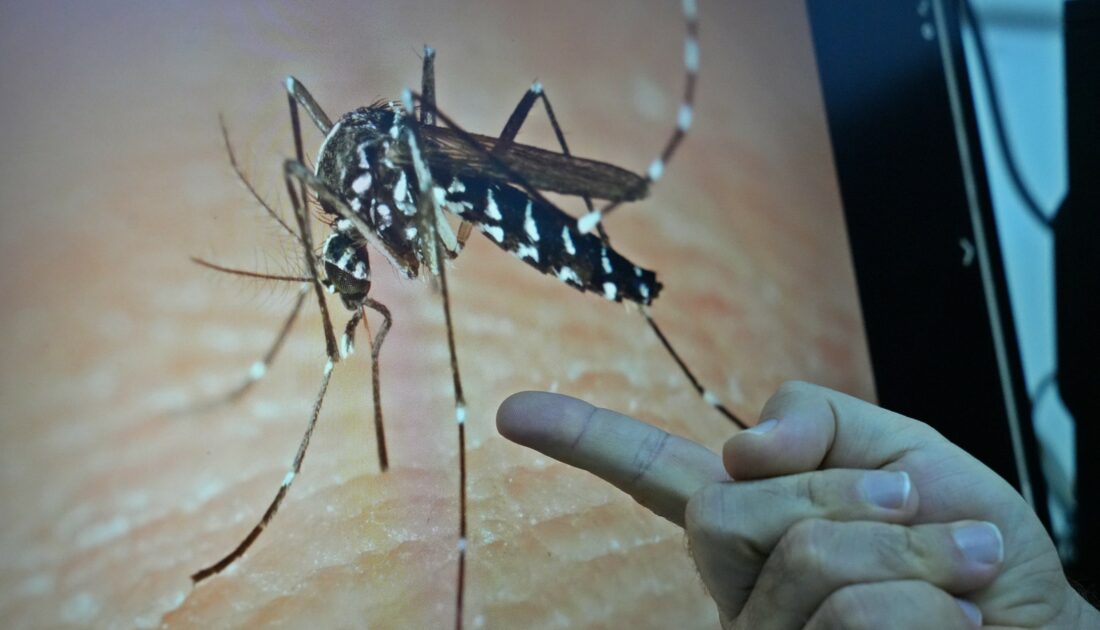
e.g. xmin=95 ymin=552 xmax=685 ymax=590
xmin=496 ymin=391 xmax=728 ymax=526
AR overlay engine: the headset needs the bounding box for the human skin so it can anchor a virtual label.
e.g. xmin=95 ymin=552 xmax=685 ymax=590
xmin=0 ymin=2 xmax=873 ymax=628
xmin=497 ymin=382 xmax=1100 ymax=629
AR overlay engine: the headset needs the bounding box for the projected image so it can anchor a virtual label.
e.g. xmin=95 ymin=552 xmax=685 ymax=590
xmin=0 ymin=2 xmax=871 ymax=627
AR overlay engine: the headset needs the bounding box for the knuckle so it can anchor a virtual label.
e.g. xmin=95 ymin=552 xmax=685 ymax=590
xmin=779 ymin=518 xmax=835 ymax=577
xmin=686 ymin=483 xmax=728 ymax=542
xmin=805 ymin=472 xmax=832 ymax=508
xmin=821 ymin=584 xmax=879 ymax=630
xmin=686 ymin=483 xmax=763 ymax=561
xmin=868 ymin=525 xmax=924 ymax=575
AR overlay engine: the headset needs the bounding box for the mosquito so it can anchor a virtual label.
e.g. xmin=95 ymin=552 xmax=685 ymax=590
xmin=188 ymin=1 xmax=743 ymax=626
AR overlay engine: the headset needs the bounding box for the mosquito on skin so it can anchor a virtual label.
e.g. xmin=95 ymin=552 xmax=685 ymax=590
xmin=188 ymin=1 xmax=742 ymax=627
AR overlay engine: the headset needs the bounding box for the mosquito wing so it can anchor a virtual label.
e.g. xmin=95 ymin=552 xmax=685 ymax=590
xmin=399 ymin=127 xmax=649 ymax=203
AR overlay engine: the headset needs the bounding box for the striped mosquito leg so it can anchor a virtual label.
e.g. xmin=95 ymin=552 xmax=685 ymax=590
xmin=401 ymin=89 xmax=469 ymax=630
xmin=191 ymin=358 xmax=336 ymax=583
xmin=641 ymin=308 xmax=748 ymax=430
xmin=285 ymin=90 xmax=338 ymax=361
xmin=172 ymin=281 xmax=309 ymax=416
xmin=284 ymin=76 xmax=333 ymax=134
xmin=363 ymin=298 xmax=394 ymax=472
xmin=578 ymin=0 xmax=700 ymax=234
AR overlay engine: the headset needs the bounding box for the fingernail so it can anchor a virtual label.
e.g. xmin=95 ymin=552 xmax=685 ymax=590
xmin=860 ymin=470 xmax=911 ymax=509
xmin=746 ymin=418 xmax=778 ymax=435
xmin=953 ymin=521 xmax=1004 ymax=566
xmin=955 ymin=598 xmax=982 ymax=626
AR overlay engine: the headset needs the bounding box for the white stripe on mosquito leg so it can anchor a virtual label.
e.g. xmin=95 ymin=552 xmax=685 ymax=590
xmin=485 ymin=188 xmax=503 ymax=221
xmin=684 ymin=38 xmax=700 ymax=73
xmin=577 ymin=210 xmax=602 ymax=234
xmin=523 ymin=200 xmax=540 ymax=242
xmin=682 ymin=0 xmax=698 ymax=20
xmin=281 ymin=470 xmax=296 ymax=487
xmin=403 ymin=122 xmax=435 ymax=195
xmin=455 ymin=402 xmax=467 ymax=425
xmin=530 ymin=82 xmax=543 ymax=95
xmin=677 ymin=104 xmax=694 ymax=131
xmin=457 ymin=537 xmax=467 ymax=552
xmin=602 ymin=282 xmax=618 ymax=300
xmin=340 ymin=333 xmax=354 ymax=358
xmin=647 ymin=158 xmax=665 ymax=182
xmin=561 ymin=226 xmax=576 ymax=255
xmin=249 ymin=361 xmax=267 ymax=381
xmin=703 ymin=389 xmax=721 ymax=407
xmin=324 ymin=359 xmax=335 ymax=376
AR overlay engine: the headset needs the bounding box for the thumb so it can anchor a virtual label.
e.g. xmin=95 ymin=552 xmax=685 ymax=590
xmin=724 ymin=381 xmax=943 ymax=480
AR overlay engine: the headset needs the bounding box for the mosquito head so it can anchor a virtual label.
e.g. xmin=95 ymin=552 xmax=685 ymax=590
xmin=321 ymin=231 xmax=372 ymax=309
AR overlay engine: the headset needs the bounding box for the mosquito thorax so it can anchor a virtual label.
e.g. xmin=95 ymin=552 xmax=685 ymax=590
xmin=315 ymin=103 xmax=404 ymax=209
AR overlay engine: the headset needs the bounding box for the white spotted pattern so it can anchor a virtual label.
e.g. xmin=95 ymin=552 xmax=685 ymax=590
xmin=602 ymin=282 xmax=618 ymax=300
xmin=515 ymin=243 xmax=539 ymax=262
xmin=394 ymin=170 xmax=408 ymax=201
xmin=561 ymin=226 xmax=576 ymax=255
xmin=337 ymin=248 xmax=353 ymax=269
xmin=483 ymin=225 xmax=505 ymax=242
xmin=376 ymin=203 xmax=392 ymax=228
xmin=351 ymin=173 xmax=372 ymax=194
xmin=485 ymin=189 xmax=502 ymax=221
xmin=601 ymin=247 xmax=612 ymax=274
xmin=523 ymin=200 xmax=540 ymax=242
xmin=557 ymin=266 xmax=581 ymax=285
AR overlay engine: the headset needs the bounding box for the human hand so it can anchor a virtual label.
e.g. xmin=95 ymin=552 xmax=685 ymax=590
xmin=496 ymin=382 xmax=1098 ymax=628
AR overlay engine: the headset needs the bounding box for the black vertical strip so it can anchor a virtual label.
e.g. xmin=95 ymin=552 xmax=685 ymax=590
xmin=805 ymin=0 xmax=1048 ymax=528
